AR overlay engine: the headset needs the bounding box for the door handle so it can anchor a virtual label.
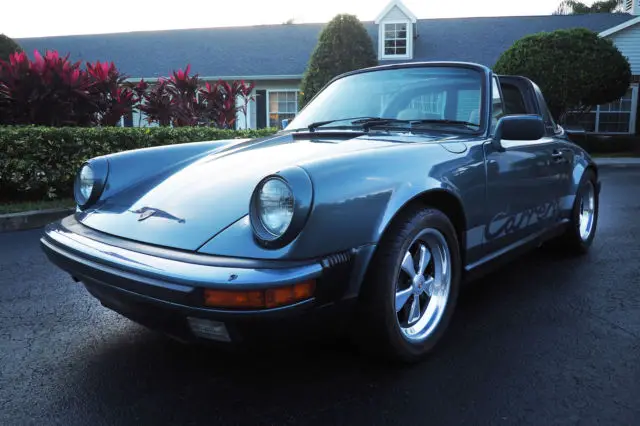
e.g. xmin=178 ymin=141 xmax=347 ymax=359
xmin=551 ymin=150 xmax=569 ymax=164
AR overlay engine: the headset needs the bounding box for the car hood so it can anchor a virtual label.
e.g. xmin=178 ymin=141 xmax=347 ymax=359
xmin=78 ymin=132 xmax=459 ymax=251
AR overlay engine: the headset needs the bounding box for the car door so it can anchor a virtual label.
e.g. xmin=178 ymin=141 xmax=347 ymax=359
xmin=481 ymin=76 xmax=559 ymax=256
xmin=531 ymin=83 xmax=575 ymax=223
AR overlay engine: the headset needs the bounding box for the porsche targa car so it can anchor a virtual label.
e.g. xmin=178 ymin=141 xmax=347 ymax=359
xmin=41 ymin=62 xmax=600 ymax=363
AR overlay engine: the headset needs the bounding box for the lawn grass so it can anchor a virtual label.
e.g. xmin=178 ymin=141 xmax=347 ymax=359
xmin=0 ymin=198 xmax=75 ymax=214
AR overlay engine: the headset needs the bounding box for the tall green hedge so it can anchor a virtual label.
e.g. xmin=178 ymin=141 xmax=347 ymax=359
xmin=299 ymin=14 xmax=377 ymax=108
xmin=0 ymin=126 xmax=277 ymax=202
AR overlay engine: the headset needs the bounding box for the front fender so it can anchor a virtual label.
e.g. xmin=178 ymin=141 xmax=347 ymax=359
xmin=198 ymin=143 xmax=479 ymax=260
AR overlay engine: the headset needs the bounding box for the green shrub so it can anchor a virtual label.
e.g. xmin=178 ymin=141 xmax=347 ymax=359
xmin=0 ymin=126 xmax=277 ymax=202
xmin=0 ymin=34 xmax=22 ymax=62
xmin=494 ymin=28 xmax=631 ymax=123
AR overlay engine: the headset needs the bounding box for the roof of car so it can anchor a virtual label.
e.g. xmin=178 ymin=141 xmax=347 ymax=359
xmin=15 ymin=13 xmax=633 ymax=79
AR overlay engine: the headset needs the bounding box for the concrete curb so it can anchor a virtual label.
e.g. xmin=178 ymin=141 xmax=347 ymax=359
xmin=0 ymin=208 xmax=74 ymax=233
xmin=594 ymin=157 xmax=640 ymax=166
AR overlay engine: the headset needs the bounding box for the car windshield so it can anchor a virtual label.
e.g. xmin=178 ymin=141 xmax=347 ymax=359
xmin=286 ymin=66 xmax=485 ymax=134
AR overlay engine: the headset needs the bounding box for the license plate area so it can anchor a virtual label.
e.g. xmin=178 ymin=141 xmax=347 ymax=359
xmin=187 ymin=317 xmax=232 ymax=342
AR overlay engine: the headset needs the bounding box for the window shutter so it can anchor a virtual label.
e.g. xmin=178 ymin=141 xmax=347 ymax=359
xmin=256 ymin=90 xmax=267 ymax=129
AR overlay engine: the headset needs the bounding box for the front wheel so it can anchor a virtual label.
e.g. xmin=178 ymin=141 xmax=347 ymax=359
xmin=356 ymin=207 xmax=462 ymax=363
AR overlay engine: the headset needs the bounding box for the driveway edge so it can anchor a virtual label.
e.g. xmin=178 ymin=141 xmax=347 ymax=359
xmin=594 ymin=157 xmax=640 ymax=166
xmin=0 ymin=208 xmax=74 ymax=233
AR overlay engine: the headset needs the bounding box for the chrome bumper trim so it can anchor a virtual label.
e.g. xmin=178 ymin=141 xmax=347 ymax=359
xmin=41 ymin=223 xmax=323 ymax=291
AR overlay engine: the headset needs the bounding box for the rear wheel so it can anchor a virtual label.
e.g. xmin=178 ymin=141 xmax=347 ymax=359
xmin=356 ymin=206 xmax=461 ymax=363
xmin=547 ymin=169 xmax=599 ymax=254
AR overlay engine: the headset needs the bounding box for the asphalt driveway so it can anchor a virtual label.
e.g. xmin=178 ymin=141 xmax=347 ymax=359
xmin=1 ymin=165 xmax=639 ymax=426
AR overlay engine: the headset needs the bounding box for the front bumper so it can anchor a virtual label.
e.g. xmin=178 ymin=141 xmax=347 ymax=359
xmin=41 ymin=216 xmax=367 ymax=343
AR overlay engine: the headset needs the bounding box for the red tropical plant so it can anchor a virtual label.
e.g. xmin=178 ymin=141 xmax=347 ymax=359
xmin=127 ymin=79 xmax=149 ymax=126
xmin=139 ymin=65 xmax=202 ymax=127
xmin=198 ymin=81 xmax=225 ymax=127
xmin=197 ymin=79 xmax=254 ymax=128
xmin=0 ymin=50 xmax=135 ymax=126
xmin=0 ymin=50 xmax=93 ymax=126
xmin=86 ymin=60 xmax=137 ymax=126
xmin=0 ymin=54 xmax=257 ymax=129
xmin=167 ymin=64 xmax=201 ymax=126
xmin=139 ymin=79 xmax=173 ymax=126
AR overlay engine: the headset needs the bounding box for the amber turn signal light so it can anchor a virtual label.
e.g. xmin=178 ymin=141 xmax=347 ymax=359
xmin=203 ymin=280 xmax=315 ymax=309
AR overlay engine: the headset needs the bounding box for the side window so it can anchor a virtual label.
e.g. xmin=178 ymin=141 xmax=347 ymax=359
xmin=500 ymin=83 xmax=528 ymax=115
xmin=491 ymin=76 xmax=505 ymax=133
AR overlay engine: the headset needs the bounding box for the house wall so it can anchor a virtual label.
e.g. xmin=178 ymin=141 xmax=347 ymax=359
xmin=249 ymin=79 xmax=302 ymax=129
xmin=607 ymin=24 xmax=640 ymax=75
xmin=605 ymin=23 xmax=640 ymax=135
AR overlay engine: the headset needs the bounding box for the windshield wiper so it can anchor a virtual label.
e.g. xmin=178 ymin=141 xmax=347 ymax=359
xmin=410 ymin=119 xmax=480 ymax=128
xmin=355 ymin=117 xmax=481 ymax=131
xmin=359 ymin=118 xmax=480 ymax=130
xmin=305 ymin=117 xmax=480 ymax=132
xmin=353 ymin=117 xmax=411 ymax=129
xmin=307 ymin=116 xmax=380 ymax=132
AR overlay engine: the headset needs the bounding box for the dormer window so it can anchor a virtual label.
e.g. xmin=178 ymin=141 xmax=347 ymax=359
xmin=383 ymin=22 xmax=408 ymax=56
xmin=375 ymin=0 xmax=418 ymax=60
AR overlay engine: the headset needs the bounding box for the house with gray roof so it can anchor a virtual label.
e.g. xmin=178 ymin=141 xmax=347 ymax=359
xmin=16 ymin=0 xmax=640 ymax=134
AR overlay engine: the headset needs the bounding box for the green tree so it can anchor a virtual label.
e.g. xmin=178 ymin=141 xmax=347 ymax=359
xmin=494 ymin=28 xmax=631 ymax=123
xmin=554 ymin=0 xmax=624 ymax=14
xmin=299 ymin=14 xmax=377 ymax=108
xmin=0 ymin=34 xmax=22 ymax=61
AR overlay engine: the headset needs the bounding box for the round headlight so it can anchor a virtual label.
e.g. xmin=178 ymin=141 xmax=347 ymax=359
xmin=73 ymin=159 xmax=108 ymax=209
xmin=74 ymin=164 xmax=95 ymax=206
xmin=257 ymin=178 xmax=294 ymax=237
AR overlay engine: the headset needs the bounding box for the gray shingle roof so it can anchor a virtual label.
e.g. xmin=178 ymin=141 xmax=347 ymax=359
xmin=15 ymin=13 xmax=634 ymax=79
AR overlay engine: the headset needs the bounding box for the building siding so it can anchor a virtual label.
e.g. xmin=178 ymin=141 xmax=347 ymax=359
xmin=384 ymin=5 xmax=410 ymax=21
xmin=250 ymin=80 xmax=301 ymax=129
xmin=607 ymin=23 xmax=640 ymax=75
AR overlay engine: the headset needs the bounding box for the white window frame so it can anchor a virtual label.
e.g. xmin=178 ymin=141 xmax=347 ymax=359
xmin=235 ymin=91 xmax=253 ymax=130
xmin=379 ymin=19 xmax=413 ymax=60
xmin=566 ymin=83 xmax=638 ymax=134
xmin=266 ymin=89 xmax=299 ymax=129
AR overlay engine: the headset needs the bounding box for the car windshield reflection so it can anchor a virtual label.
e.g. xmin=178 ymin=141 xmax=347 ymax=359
xmin=286 ymin=66 xmax=485 ymax=134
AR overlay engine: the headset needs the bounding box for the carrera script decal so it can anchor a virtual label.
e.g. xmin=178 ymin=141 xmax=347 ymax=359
xmin=484 ymin=199 xmax=560 ymax=241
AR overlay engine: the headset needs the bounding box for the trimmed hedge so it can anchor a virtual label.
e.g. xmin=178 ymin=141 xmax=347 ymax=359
xmin=0 ymin=126 xmax=278 ymax=202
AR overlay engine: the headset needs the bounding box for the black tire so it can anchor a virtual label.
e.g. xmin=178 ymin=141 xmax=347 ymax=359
xmin=547 ymin=169 xmax=599 ymax=254
xmin=355 ymin=206 xmax=462 ymax=364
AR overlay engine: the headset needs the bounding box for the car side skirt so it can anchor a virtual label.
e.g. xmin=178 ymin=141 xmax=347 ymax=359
xmin=463 ymin=219 xmax=570 ymax=284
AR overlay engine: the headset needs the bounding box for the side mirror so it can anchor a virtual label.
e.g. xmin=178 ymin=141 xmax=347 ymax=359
xmin=492 ymin=115 xmax=545 ymax=151
xmin=281 ymin=119 xmax=289 ymax=129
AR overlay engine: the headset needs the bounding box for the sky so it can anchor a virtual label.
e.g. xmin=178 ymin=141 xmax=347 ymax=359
xmin=3 ymin=0 xmax=599 ymax=39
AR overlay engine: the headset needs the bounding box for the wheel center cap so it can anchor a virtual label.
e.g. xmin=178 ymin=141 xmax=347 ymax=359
xmin=413 ymin=275 xmax=425 ymax=292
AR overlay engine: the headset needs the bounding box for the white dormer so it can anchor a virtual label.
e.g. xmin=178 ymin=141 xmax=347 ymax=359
xmin=375 ymin=0 xmax=418 ymax=61
xmin=624 ymin=0 xmax=640 ymax=15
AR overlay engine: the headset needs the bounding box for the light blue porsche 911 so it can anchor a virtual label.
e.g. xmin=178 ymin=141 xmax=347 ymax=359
xmin=41 ymin=62 xmax=600 ymax=363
